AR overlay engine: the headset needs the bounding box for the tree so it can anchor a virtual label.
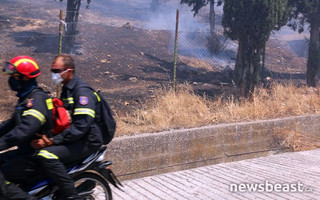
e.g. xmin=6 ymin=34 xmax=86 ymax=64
xmin=65 ymin=0 xmax=81 ymax=53
xmin=59 ymin=0 xmax=91 ymax=53
xmin=180 ymin=0 xmax=223 ymax=34
xmin=288 ymin=0 xmax=320 ymax=87
xmin=222 ymin=0 xmax=291 ymax=97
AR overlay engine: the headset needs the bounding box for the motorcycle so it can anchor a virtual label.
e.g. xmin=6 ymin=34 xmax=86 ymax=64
xmin=27 ymin=146 xmax=123 ymax=200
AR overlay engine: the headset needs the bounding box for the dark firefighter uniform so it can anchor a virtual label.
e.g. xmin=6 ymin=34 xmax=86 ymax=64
xmin=0 ymin=171 xmax=37 ymax=200
xmin=0 ymin=87 xmax=52 ymax=200
xmin=0 ymin=87 xmax=52 ymax=152
xmin=35 ymin=74 xmax=103 ymax=199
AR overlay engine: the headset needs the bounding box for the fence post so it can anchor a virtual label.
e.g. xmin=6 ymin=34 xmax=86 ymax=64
xmin=59 ymin=10 xmax=63 ymax=54
xmin=57 ymin=10 xmax=63 ymax=97
xmin=173 ymin=9 xmax=179 ymax=92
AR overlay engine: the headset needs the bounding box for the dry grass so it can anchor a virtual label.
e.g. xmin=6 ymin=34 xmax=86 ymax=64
xmin=273 ymin=129 xmax=320 ymax=151
xmin=117 ymin=84 xmax=214 ymax=135
xmin=116 ymin=82 xmax=320 ymax=137
xmin=213 ymin=83 xmax=320 ymax=123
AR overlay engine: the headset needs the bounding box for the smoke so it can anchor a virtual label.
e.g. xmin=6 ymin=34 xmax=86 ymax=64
xmin=86 ymin=0 xmax=309 ymax=61
xmin=51 ymin=0 xmax=236 ymax=69
xmin=144 ymin=1 xmax=208 ymax=32
xmin=138 ymin=1 xmax=235 ymax=69
xmin=85 ymin=0 xmax=208 ymax=31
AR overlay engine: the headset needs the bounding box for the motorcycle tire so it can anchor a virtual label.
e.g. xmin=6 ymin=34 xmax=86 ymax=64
xmin=74 ymin=172 xmax=112 ymax=200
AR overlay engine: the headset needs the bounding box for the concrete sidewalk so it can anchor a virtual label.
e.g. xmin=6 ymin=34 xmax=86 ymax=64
xmin=111 ymin=149 xmax=320 ymax=200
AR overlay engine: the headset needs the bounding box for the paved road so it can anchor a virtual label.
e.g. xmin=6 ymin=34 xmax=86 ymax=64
xmin=110 ymin=149 xmax=320 ymax=200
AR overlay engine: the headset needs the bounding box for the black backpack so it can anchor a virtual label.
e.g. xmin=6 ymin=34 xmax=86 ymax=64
xmin=75 ymin=84 xmax=116 ymax=145
xmin=95 ymin=90 xmax=116 ymax=144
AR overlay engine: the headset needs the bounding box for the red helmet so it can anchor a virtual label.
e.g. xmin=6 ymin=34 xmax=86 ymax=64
xmin=3 ymin=56 xmax=41 ymax=78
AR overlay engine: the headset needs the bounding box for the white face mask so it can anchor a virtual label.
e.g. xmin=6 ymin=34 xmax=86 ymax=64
xmin=51 ymin=69 xmax=70 ymax=85
xmin=51 ymin=73 xmax=63 ymax=85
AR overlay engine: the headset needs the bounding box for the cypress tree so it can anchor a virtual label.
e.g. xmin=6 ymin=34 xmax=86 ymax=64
xmin=222 ymin=0 xmax=291 ymax=97
xmin=289 ymin=0 xmax=320 ymax=87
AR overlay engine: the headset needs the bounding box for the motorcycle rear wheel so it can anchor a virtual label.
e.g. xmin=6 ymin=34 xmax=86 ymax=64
xmin=74 ymin=172 xmax=112 ymax=200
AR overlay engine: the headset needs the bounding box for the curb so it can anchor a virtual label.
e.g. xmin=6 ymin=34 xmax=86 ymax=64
xmin=106 ymin=115 xmax=320 ymax=181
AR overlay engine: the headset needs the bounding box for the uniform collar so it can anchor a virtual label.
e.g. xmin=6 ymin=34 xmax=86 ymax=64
xmin=17 ymin=80 xmax=38 ymax=99
xmin=63 ymin=74 xmax=79 ymax=90
xmin=18 ymin=86 xmax=41 ymax=103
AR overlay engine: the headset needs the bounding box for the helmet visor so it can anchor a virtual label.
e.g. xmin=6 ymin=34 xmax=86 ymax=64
xmin=3 ymin=62 xmax=18 ymax=75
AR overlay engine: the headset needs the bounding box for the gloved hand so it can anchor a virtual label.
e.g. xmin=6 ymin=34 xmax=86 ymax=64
xmin=31 ymin=134 xmax=53 ymax=149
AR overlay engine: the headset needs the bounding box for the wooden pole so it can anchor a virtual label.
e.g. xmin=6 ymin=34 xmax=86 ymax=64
xmin=59 ymin=10 xmax=63 ymax=54
xmin=57 ymin=10 xmax=63 ymax=97
xmin=173 ymin=9 xmax=179 ymax=92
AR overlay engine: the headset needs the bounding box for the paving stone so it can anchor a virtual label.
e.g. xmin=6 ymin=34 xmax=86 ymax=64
xmin=110 ymin=149 xmax=320 ymax=200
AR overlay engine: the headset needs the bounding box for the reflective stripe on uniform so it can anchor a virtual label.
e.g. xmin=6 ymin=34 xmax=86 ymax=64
xmin=22 ymin=109 xmax=46 ymax=125
xmin=46 ymin=98 xmax=53 ymax=110
xmin=63 ymin=97 xmax=74 ymax=104
xmin=37 ymin=150 xmax=59 ymax=159
xmin=94 ymin=92 xmax=101 ymax=102
xmin=74 ymin=108 xmax=95 ymax=118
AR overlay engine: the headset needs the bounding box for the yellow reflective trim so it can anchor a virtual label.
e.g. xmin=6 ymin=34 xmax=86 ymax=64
xmin=37 ymin=150 xmax=59 ymax=159
xmin=74 ymin=108 xmax=95 ymax=118
xmin=46 ymin=98 xmax=53 ymax=110
xmin=94 ymin=92 xmax=101 ymax=102
xmin=63 ymin=97 xmax=74 ymax=104
xmin=13 ymin=59 xmax=39 ymax=69
xmin=22 ymin=109 xmax=46 ymax=124
xmin=6 ymin=181 xmax=10 ymax=185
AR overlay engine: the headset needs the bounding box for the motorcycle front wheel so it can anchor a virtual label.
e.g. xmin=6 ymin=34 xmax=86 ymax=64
xmin=74 ymin=172 xmax=112 ymax=200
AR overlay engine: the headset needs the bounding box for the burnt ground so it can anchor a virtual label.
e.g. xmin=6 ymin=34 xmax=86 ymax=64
xmin=0 ymin=0 xmax=308 ymax=120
